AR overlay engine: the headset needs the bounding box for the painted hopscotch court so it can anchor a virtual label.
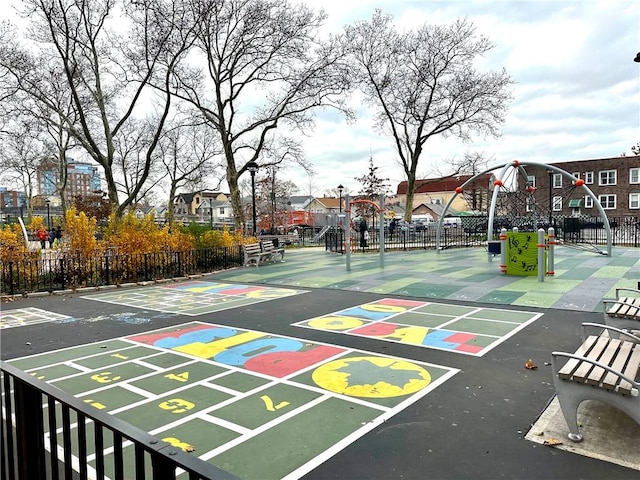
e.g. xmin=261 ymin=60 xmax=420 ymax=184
xmin=294 ymin=298 xmax=544 ymax=356
xmin=81 ymin=281 xmax=307 ymax=316
xmin=7 ymin=321 xmax=458 ymax=479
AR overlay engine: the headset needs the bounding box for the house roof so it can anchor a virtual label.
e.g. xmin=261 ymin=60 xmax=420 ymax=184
xmin=313 ymin=197 xmax=341 ymax=209
xmin=396 ymin=174 xmax=492 ymax=195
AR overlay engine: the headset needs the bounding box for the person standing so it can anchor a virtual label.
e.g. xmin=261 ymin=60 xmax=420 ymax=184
xmin=37 ymin=226 xmax=48 ymax=249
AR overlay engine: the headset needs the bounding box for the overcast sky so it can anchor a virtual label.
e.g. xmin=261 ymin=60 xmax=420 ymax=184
xmin=291 ymin=0 xmax=640 ymax=197
xmin=6 ymin=1 xmax=639 ymax=199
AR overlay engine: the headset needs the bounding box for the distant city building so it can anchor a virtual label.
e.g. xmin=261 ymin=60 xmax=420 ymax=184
xmin=0 ymin=187 xmax=27 ymax=208
xmin=37 ymin=158 xmax=102 ymax=200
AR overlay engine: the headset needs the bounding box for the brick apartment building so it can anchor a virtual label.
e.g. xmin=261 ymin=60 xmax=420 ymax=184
xmin=522 ymin=155 xmax=640 ymax=218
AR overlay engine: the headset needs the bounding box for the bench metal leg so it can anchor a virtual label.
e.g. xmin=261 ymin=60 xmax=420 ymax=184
xmin=553 ymin=377 xmax=640 ymax=442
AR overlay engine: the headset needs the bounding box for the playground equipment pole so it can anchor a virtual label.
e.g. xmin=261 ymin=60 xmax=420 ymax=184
xmin=537 ymin=228 xmax=545 ymax=283
xmin=345 ymin=194 xmax=351 ymax=272
xmin=379 ymin=194 xmax=385 ymax=268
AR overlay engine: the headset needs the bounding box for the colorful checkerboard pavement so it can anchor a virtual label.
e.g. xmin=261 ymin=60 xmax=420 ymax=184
xmin=294 ymin=298 xmax=543 ymax=356
xmin=7 ymin=322 xmax=458 ymax=479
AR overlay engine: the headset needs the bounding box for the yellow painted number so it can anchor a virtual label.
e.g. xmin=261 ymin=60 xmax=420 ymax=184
xmin=260 ymin=395 xmax=290 ymax=412
xmin=91 ymin=372 xmax=122 ymax=384
xmin=164 ymin=372 xmax=189 ymax=382
xmin=162 ymin=437 xmax=194 ymax=452
xmin=158 ymin=398 xmax=195 ymax=414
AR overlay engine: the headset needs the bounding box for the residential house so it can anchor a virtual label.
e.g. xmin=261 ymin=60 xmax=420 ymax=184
xmin=173 ymin=191 xmax=234 ymax=224
xmin=396 ymin=174 xmax=494 ymax=216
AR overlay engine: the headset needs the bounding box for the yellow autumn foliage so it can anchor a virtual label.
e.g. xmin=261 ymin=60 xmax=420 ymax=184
xmin=103 ymin=213 xmax=194 ymax=255
xmin=64 ymin=207 xmax=99 ymax=257
xmin=0 ymin=224 xmax=32 ymax=262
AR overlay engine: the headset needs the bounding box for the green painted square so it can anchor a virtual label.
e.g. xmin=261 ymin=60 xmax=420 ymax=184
xmin=465 ymin=334 xmax=498 ymax=348
xmin=446 ymin=318 xmax=516 ymax=336
xmin=74 ymin=345 xmax=162 ymax=369
xmin=592 ymin=266 xmax=631 ymax=278
xmin=8 ymin=340 xmax=133 ymax=370
xmin=414 ymin=303 xmax=477 ymax=316
xmin=210 ymin=371 xmax=272 ymax=393
xmin=155 ymin=417 xmax=240 ymax=453
xmin=129 ymin=362 xmax=229 ymax=395
xmin=116 ymin=385 xmax=233 ymax=432
xmin=80 ymin=385 xmax=150 ymax=412
xmin=512 ymin=292 xmax=561 ymax=308
xmin=556 ymin=268 xmax=597 ymax=280
xmin=24 ymin=363 xmax=85 ymax=382
xmin=51 ymin=363 xmax=156 ymax=395
xmin=208 ymin=397 xmax=380 ymax=480
xmin=392 ymin=312 xmax=454 ymax=328
xmin=140 ymin=353 xmax=193 ymax=369
xmin=467 ymin=309 xmax=538 ymax=323
xmin=393 ymin=283 xmax=461 ymax=298
xmin=213 ymin=383 xmax=321 ymax=430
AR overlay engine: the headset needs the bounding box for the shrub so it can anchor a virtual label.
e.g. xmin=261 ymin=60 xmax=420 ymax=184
xmin=0 ymin=224 xmax=33 ymax=262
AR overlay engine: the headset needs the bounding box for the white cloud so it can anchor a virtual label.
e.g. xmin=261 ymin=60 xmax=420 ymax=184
xmin=288 ymin=0 xmax=640 ymax=196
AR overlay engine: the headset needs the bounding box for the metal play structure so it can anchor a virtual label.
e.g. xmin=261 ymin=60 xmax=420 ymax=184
xmin=435 ymin=160 xmax=613 ymax=257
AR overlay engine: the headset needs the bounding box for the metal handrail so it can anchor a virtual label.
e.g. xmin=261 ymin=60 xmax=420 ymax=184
xmin=1 ymin=361 xmax=238 ymax=480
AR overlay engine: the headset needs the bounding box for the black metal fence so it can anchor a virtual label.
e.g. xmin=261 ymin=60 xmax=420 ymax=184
xmin=1 ymin=246 xmax=243 ymax=296
xmin=324 ymin=215 xmax=640 ymax=253
xmin=1 ymin=361 xmax=238 ymax=480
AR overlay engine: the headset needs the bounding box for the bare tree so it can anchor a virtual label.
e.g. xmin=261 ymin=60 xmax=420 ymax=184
xmin=4 ymin=0 xmax=200 ymax=216
xmin=344 ymin=11 xmax=513 ymax=221
xmin=156 ymin=114 xmax=224 ymax=224
xmin=170 ymin=0 xmax=353 ymax=228
xmin=0 ymin=114 xmax=51 ymax=217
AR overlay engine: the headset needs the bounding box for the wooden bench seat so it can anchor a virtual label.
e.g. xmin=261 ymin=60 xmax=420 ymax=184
xmin=552 ymin=322 xmax=640 ymax=442
xmin=603 ymin=288 xmax=640 ymax=331
xmin=243 ymin=243 xmax=272 ymax=267
xmin=261 ymin=240 xmax=285 ymax=263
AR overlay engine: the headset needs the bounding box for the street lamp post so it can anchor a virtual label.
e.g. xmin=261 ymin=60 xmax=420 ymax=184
xmin=45 ymin=199 xmax=51 ymax=229
xmin=247 ymin=161 xmax=259 ymax=236
xmin=210 ymin=201 xmax=213 ymax=229
xmin=338 ymin=184 xmax=344 ymax=213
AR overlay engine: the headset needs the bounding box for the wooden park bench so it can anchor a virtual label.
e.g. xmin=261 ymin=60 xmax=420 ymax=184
xmin=261 ymin=240 xmax=285 ymax=263
xmin=243 ymin=242 xmax=272 ymax=267
xmin=551 ymin=322 xmax=640 ymax=442
xmin=603 ymin=288 xmax=640 ymax=332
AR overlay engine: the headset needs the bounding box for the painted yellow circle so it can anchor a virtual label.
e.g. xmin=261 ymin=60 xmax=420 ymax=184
xmin=308 ymin=315 xmax=364 ymax=330
xmin=312 ymin=356 xmax=431 ymax=398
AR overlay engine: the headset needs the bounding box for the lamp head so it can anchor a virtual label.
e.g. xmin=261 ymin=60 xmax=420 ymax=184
xmin=246 ymin=161 xmax=259 ymax=174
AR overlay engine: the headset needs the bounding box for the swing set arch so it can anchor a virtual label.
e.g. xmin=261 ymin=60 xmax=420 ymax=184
xmin=435 ymin=160 xmax=612 ymax=256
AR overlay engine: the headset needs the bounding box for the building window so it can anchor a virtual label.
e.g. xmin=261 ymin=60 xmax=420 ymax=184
xmin=525 ymin=197 xmax=533 ymax=212
xmin=572 ymin=172 xmax=580 ymax=183
xmin=584 ymin=171 xmax=594 ymax=184
xmin=553 ymin=173 xmax=562 ymax=188
xmin=219 ymin=208 xmax=225 ymax=215
xmin=552 ymin=196 xmax=562 ymax=211
xmin=631 ymin=168 xmax=640 ymax=184
xmin=630 ymin=193 xmax=640 ymax=209
xmin=584 ymin=196 xmax=593 ymax=208
xmin=598 ymin=170 xmax=616 ymax=186
xmin=527 ymin=175 xmax=536 ymax=188
xmin=598 ymin=194 xmax=616 ymax=210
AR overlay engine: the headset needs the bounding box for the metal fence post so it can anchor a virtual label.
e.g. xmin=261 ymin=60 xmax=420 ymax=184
xmin=14 ymin=379 xmax=46 ymax=479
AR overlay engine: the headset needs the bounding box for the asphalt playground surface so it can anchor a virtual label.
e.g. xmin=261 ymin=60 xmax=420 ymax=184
xmin=1 ymin=245 xmax=639 ymax=479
